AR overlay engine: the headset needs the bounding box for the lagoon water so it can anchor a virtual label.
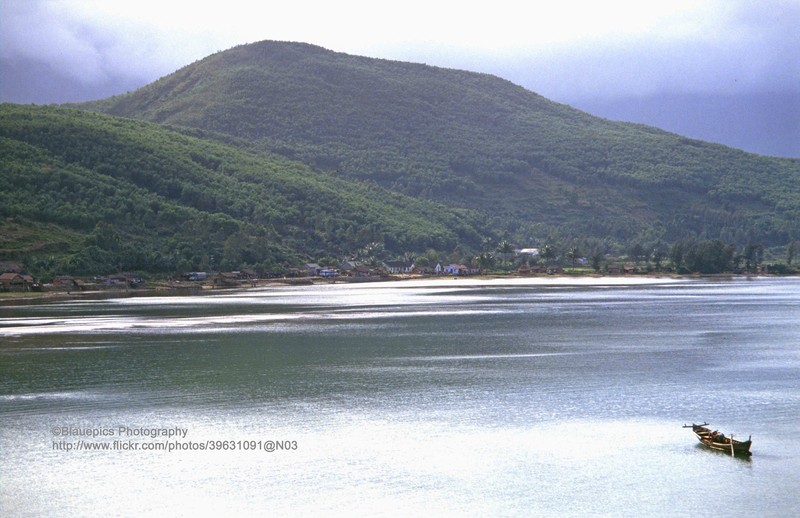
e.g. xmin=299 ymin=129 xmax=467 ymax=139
xmin=1 ymin=277 xmax=799 ymax=516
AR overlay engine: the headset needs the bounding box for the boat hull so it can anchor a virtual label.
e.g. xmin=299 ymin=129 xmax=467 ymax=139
xmin=688 ymin=424 xmax=752 ymax=456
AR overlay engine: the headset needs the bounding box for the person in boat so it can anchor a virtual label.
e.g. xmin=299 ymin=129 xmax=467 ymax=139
xmin=710 ymin=430 xmax=726 ymax=441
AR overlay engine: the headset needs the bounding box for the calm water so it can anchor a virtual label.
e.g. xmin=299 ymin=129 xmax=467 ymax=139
xmin=1 ymin=277 xmax=799 ymax=517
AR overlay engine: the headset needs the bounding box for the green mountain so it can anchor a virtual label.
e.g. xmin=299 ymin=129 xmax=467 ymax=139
xmin=0 ymin=104 xmax=486 ymax=275
xmin=82 ymin=41 xmax=800 ymax=251
xmin=2 ymin=41 xmax=798 ymax=276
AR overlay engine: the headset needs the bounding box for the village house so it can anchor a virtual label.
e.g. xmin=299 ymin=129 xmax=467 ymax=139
xmin=518 ymin=265 xmax=547 ymax=275
xmin=516 ymin=248 xmax=540 ymax=258
xmin=214 ymin=272 xmax=242 ymax=286
xmin=339 ymin=258 xmax=357 ymax=271
xmin=0 ymin=272 xmax=36 ymax=291
xmin=382 ymin=260 xmax=414 ymax=274
xmin=304 ymin=263 xmax=322 ymax=276
xmin=435 ymin=264 xmax=480 ymax=275
xmin=606 ymin=263 xmax=636 ymax=274
xmin=101 ymin=274 xmax=143 ymax=288
xmin=413 ymin=263 xmax=435 ymax=275
xmin=52 ymin=275 xmax=85 ymax=291
xmin=239 ymin=269 xmax=258 ymax=280
xmin=352 ymin=264 xmax=372 ymax=277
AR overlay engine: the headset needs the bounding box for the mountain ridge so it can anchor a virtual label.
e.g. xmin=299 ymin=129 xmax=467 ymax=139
xmin=1 ymin=40 xmax=797 ymax=275
xmin=79 ymin=40 xmax=799 ymax=249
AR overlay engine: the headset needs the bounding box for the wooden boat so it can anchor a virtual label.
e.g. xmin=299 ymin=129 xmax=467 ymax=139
xmin=683 ymin=423 xmax=752 ymax=456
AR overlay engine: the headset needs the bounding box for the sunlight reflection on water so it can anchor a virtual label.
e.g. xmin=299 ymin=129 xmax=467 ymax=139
xmin=1 ymin=277 xmax=798 ymax=516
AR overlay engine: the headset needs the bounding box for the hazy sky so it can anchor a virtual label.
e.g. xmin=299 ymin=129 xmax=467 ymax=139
xmin=2 ymin=0 xmax=799 ymax=156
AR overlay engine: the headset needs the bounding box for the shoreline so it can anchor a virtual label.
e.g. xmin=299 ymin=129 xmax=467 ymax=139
xmin=1 ymin=272 xmax=795 ymax=306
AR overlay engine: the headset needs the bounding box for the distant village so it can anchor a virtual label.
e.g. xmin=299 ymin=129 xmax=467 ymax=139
xmin=1 ymin=258 xmax=480 ymax=293
xmin=0 ymin=248 xmax=657 ymax=295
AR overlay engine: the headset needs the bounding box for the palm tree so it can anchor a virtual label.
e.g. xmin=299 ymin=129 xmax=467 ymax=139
xmin=475 ymin=252 xmax=495 ymax=270
xmin=744 ymin=243 xmax=764 ymax=273
xmin=495 ymin=240 xmax=515 ymax=264
xmin=787 ymin=240 xmax=798 ymax=266
xmin=590 ymin=250 xmax=604 ymax=273
xmin=566 ymin=246 xmax=580 ymax=267
xmin=652 ymin=249 xmax=665 ymax=272
xmin=540 ymin=244 xmax=556 ymax=265
xmin=356 ymin=241 xmax=385 ymax=267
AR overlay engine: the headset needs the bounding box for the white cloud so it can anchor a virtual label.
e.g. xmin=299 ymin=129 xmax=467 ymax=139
xmin=1 ymin=0 xmax=797 ymax=99
xmin=1 ymin=1 xmax=105 ymax=82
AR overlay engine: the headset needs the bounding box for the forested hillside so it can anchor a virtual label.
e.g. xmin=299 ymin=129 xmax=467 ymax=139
xmin=83 ymin=41 xmax=800 ymax=250
xmin=3 ymin=41 xmax=799 ymax=277
xmin=0 ymin=104 xmax=487 ymax=275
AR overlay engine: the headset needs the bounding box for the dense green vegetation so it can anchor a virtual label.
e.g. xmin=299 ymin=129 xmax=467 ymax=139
xmin=2 ymin=41 xmax=799 ymax=278
xmin=83 ymin=41 xmax=800 ymax=251
xmin=0 ymin=104 xmax=488 ymax=276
